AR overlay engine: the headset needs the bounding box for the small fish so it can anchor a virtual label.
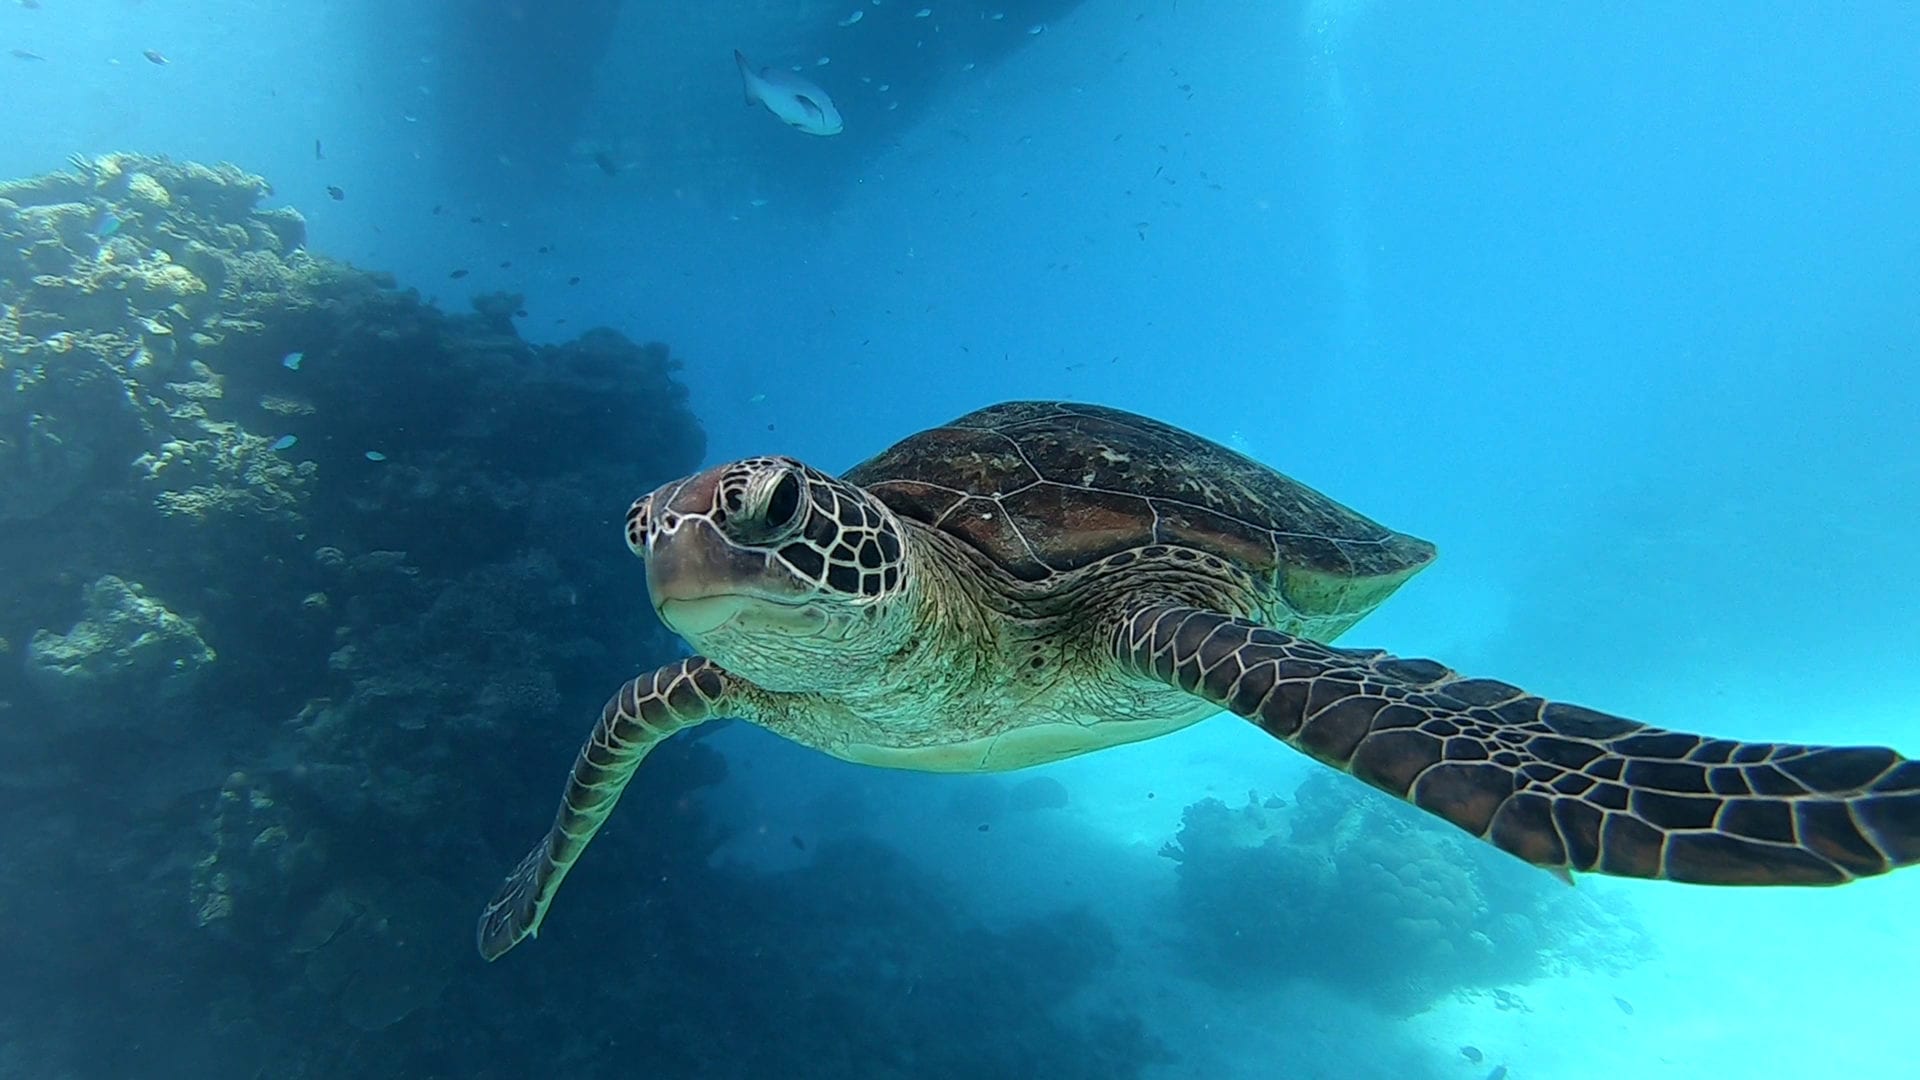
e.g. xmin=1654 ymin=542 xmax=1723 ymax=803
xmin=93 ymin=210 xmax=124 ymax=238
xmin=536 ymin=245 xmax=550 ymax=253
xmin=498 ymin=260 xmax=511 ymax=269
xmin=1486 ymin=1067 xmax=1508 ymax=1080
xmin=449 ymin=269 xmax=468 ymax=279
xmin=143 ymin=49 xmax=168 ymax=65
xmin=1460 ymin=1046 xmax=1483 ymax=1063
xmin=431 ymin=204 xmax=443 ymax=215
xmin=592 ymin=151 xmax=619 ymax=176
xmin=735 ymin=49 xmax=843 ymax=136
xmin=976 ymin=823 xmax=990 ymax=832
xmin=747 ymin=392 xmax=768 ymax=404
xmin=1613 ymin=995 xmax=1634 ymax=1016
xmin=21 ymin=1 xmax=44 ymax=9
xmin=364 ymin=451 xmax=387 ymax=462
xmin=326 ymin=185 xmax=344 ymax=201
xmin=281 ymin=351 xmax=304 ymax=371
xmin=468 ymin=215 xmax=484 ymax=224
xmin=313 ymin=139 xmax=323 ymax=160
xmin=915 ymin=7 xmax=931 ymax=16
xmin=9 ymin=48 xmax=45 ymax=61
xmin=566 ymin=276 xmax=580 ymax=286
xmin=838 ymin=10 xmax=863 ymax=26
xmin=270 ymin=435 xmax=298 ymax=451
xmin=790 ymin=835 xmax=805 ymax=850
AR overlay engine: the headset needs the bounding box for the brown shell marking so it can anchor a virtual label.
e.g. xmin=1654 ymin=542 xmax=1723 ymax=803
xmin=843 ymin=401 xmax=1436 ymax=620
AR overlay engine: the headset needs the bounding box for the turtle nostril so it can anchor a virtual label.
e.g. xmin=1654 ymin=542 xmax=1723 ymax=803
xmin=764 ymin=471 xmax=802 ymax=532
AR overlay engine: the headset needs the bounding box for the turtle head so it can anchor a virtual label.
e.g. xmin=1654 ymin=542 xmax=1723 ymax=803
xmin=627 ymin=457 xmax=913 ymax=690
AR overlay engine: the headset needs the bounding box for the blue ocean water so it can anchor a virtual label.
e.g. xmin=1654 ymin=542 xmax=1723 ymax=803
xmin=2 ymin=2 xmax=1916 ymax=1078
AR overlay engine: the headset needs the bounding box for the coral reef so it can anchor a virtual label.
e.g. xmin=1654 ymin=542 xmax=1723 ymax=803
xmin=0 ymin=153 xmax=703 ymax=736
xmin=1161 ymin=772 xmax=1653 ymax=1015
xmin=24 ymin=573 xmax=215 ymax=716
xmin=0 ymin=156 xmax=300 ymax=520
xmin=0 ymin=154 xmax=1164 ymax=1079
xmin=0 ymin=154 xmax=708 ymax=1077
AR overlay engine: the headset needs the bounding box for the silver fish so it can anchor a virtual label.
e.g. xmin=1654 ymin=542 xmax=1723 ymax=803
xmin=734 ymin=49 xmax=843 ymax=136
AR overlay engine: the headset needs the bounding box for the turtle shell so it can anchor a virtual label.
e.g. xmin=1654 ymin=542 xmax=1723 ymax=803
xmin=842 ymin=401 xmax=1436 ymax=628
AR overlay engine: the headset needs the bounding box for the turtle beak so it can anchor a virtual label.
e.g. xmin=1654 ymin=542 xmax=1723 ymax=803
xmin=647 ymin=517 xmax=769 ymax=635
xmin=649 ymin=527 xmax=829 ymax=640
xmin=640 ymin=464 xmax=830 ymax=643
xmin=644 ymin=466 xmax=793 ymax=637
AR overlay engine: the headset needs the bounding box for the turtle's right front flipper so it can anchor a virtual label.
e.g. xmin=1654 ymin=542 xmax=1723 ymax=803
xmin=477 ymin=657 xmax=741 ymax=961
xmin=1114 ymin=604 xmax=1920 ymax=887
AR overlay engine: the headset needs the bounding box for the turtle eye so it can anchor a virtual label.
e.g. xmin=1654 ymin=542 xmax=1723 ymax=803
xmin=760 ymin=466 xmax=798 ymax=526
xmin=762 ymin=471 xmax=802 ymax=533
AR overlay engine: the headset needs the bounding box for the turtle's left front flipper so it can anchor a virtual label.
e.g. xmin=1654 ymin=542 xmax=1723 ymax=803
xmin=477 ymin=657 xmax=741 ymax=961
xmin=1114 ymin=603 xmax=1920 ymax=886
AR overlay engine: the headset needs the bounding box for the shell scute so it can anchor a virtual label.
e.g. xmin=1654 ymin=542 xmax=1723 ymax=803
xmin=844 ymin=401 xmax=1435 ymax=624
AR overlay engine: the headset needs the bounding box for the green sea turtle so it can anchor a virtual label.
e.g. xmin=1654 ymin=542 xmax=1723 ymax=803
xmin=478 ymin=400 xmax=1919 ymax=959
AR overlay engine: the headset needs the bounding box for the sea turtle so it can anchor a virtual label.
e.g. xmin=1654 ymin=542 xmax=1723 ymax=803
xmin=478 ymin=400 xmax=1920 ymax=959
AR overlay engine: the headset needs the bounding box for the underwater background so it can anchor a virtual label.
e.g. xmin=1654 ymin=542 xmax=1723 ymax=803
xmin=2 ymin=2 xmax=1917 ymax=1078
